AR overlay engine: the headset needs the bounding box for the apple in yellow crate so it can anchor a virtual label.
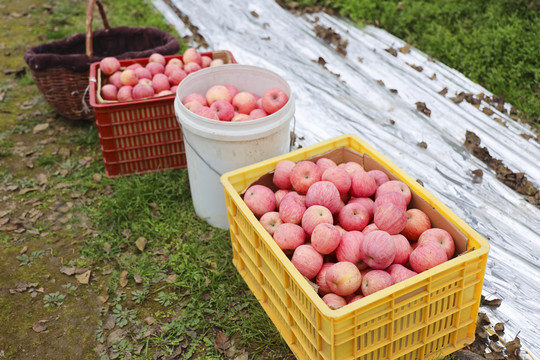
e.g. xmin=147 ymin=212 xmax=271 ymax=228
xmin=326 ymin=261 xmax=362 ymax=297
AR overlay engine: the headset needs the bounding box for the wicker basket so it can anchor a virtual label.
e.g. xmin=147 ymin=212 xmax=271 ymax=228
xmin=23 ymin=0 xmax=180 ymax=120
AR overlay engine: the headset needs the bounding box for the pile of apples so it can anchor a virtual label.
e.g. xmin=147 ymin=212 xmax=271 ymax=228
xmin=242 ymin=157 xmax=456 ymax=309
xmin=99 ymin=48 xmax=225 ymax=102
xmin=181 ymin=85 xmax=289 ymax=122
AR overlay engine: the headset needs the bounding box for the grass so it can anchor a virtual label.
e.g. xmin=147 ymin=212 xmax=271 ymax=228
xmin=292 ymin=0 xmax=540 ymax=129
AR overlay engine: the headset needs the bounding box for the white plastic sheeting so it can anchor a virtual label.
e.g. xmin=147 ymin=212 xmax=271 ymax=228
xmin=154 ymin=0 xmax=540 ymax=356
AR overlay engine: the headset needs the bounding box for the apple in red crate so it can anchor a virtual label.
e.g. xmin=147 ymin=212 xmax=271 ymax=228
xmin=301 ymin=205 xmax=333 ymax=236
xmin=168 ymin=68 xmax=187 ymax=86
xmin=322 ymin=293 xmax=347 ymax=309
xmin=100 ymin=57 xmax=121 ymax=76
xmin=146 ymin=62 xmax=164 ymax=76
xmin=279 ymin=193 xmax=306 ymax=225
xmin=400 ymin=208 xmax=431 ymax=242
xmin=322 ymin=166 xmax=351 ymax=196
xmin=210 ymin=58 xmax=224 ymax=67
xmin=305 ymin=181 xmax=341 ymax=214
xmin=184 ymin=62 xmax=202 ymax=74
xmin=120 ymin=69 xmax=138 ymax=86
xmin=101 ymin=84 xmax=117 ymax=101
xmin=375 ymin=180 xmax=412 ymax=206
xmin=132 ymin=83 xmax=154 ymax=99
xmin=108 ymin=71 xmax=122 ymax=88
xmin=273 ymin=223 xmax=305 ymax=250
xmin=386 ymin=264 xmax=417 ymax=284
xmin=259 ymin=211 xmax=282 ymax=236
xmin=417 ymin=228 xmax=455 ymax=259
xmin=151 ymin=73 xmax=170 ymax=93
xmin=261 ymin=87 xmax=289 ymax=114
xmin=290 ymin=161 xmax=322 ymax=194
xmin=148 ymin=52 xmax=166 ymax=66
xmin=243 ymin=184 xmax=276 ymax=218
xmin=325 ymin=261 xmax=362 ymax=296
xmin=135 ymin=67 xmax=152 ymax=80
xmin=362 ymin=230 xmax=396 ymax=269
xmin=409 ymin=240 xmax=448 ymax=273
xmin=291 ymin=244 xmax=323 ymax=279
xmin=338 ymin=202 xmax=370 ymax=231
xmin=117 ymin=86 xmax=133 ymax=101
xmin=335 ymin=230 xmax=364 ymax=263
xmin=361 ymin=269 xmax=394 ymax=296
xmin=182 ymin=47 xmax=202 ymax=65
xmin=373 ymin=202 xmax=407 ymax=235
xmin=311 ymin=223 xmax=341 ymax=255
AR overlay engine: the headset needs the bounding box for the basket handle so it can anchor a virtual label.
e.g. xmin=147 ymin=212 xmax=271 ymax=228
xmin=85 ymin=0 xmax=111 ymax=58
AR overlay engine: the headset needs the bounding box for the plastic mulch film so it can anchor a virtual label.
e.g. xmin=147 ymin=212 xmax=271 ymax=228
xmin=155 ymin=0 xmax=540 ymax=356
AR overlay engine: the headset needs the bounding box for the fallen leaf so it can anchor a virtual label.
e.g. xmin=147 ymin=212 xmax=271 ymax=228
xmin=399 ymin=44 xmax=410 ymax=54
xmin=93 ymin=173 xmax=102 ymax=182
xmin=60 ymin=266 xmax=76 ymax=276
xmin=119 ymin=270 xmax=128 ymax=288
xmin=215 ymin=331 xmax=231 ymax=352
xmin=19 ymin=246 xmax=28 ymax=254
xmin=482 ymin=298 xmax=502 ymax=308
xmin=75 ymin=270 xmax=91 ymax=284
xmin=36 ymin=174 xmax=48 ymax=185
xmin=97 ymin=295 xmax=109 ymax=303
xmin=134 ymin=274 xmax=143 ymax=284
xmin=165 ymin=274 xmax=177 ymax=283
xmin=234 ymin=353 xmax=249 ymax=360
xmin=135 ymin=237 xmax=147 ymax=252
xmin=32 ymin=321 xmax=48 ymax=333
xmin=32 ymin=123 xmax=49 ymax=134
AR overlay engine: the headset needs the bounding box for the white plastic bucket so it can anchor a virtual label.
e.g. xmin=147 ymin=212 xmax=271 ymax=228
xmin=174 ymin=64 xmax=295 ymax=229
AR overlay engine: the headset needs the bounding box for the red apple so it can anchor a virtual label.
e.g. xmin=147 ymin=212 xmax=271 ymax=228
xmin=243 ymin=185 xmax=276 ymax=218
xmin=273 ymin=160 xmax=295 ymax=189
xmin=232 ymin=91 xmax=258 ymax=114
xmin=347 ymin=294 xmax=364 ymax=304
xmin=322 ymin=166 xmax=351 ymax=195
xmin=301 ymin=205 xmax=333 ymax=236
xmin=120 ymin=69 xmax=138 ymax=86
xmin=210 ymin=100 xmax=235 ymax=121
xmin=274 ymin=189 xmax=291 ymax=207
xmin=291 ymin=244 xmax=323 ymax=279
xmin=417 ymin=228 xmax=455 ymax=259
xmin=146 ymin=62 xmax=165 ymax=76
xmin=362 ymin=230 xmax=396 ymax=269
xmin=132 ymin=83 xmax=154 ymax=99
xmin=322 ymin=293 xmax=347 ymax=309
xmin=206 ymin=84 xmax=232 ymax=105
xmin=375 ymin=180 xmax=412 ymax=206
xmin=373 ymin=202 xmax=407 ymax=235
xmin=182 ymin=92 xmax=208 ymax=106
xmin=347 ymin=197 xmax=374 ymax=222
xmin=259 ymin=211 xmax=282 ymax=236
xmin=338 ymin=161 xmax=364 ymax=175
xmin=134 ymin=67 xmax=152 ymax=80
xmin=367 ymin=169 xmax=390 ymax=187
xmin=305 ymin=181 xmax=341 ymax=214
xmin=182 ymin=47 xmax=202 ymax=65
xmin=391 ymin=234 xmax=411 ymax=265
xmin=316 ymin=157 xmax=337 ymax=174
xmin=361 ymin=270 xmax=394 ymax=297
xmin=261 ymin=87 xmax=289 ymax=114
xmin=108 ymin=71 xmax=122 ymax=88
xmin=273 ymin=223 xmax=305 ymax=250
xmin=335 ymin=230 xmax=364 ymax=263
xmin=400 ymin=208 xmax=431 ymax=242
xmin=151 ymin=73 xmax=170 ymax=93
xmin=409 ymin=240 xmax=448 ymax=273
xmin=278 ymin=193 xmax=306 ymax=225
xmin=338 ymin=202 xmax=370 ymax=231
xmin=349 ymin=170 xmax=377 ymax=198
xmin=148 ymin=52 xmax=166 ymax=66
xmin=100 ymin=56 xmax=121 ymax=76
xmin=325 ymin=261 xmax=362 ymax=296
xmin=316 ymin=262 xmax=335 ymax=296
xmin=362 ymin=223 xmax=379 ymax=236
xmin=101 ymin=84 xmax=118 ymax=101
xmin=311 ymin=223 xmax=341 ymax=255
xmin=386 ymin=264 xmax=417 ymax=284
xmin=289 ymin=161 xmax=322 ymax=194
xmin=374 ymin=191 xmax=407 ymax=212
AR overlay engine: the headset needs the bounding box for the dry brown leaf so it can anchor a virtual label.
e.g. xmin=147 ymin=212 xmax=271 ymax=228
xmin=399 ymin=44 xmax=410 ymax=54
xmin=119 ymin=270 xmax=128 ymax=288
xmin=215 ymin=331 xmax=231 ymax=352
xmin=75 ymin=270 xmax=91 ymax=284
xmin=32 ymin=123 xmax=49 ymax=134
xmin=60 ymin=266 xmax=76 ymax=276
xmin=135 ymin=237 xmax=147 ymax=252
xmin=97 ymin=295 xmax=109 ymax=303
xmin=134 ymin=274 xmax=143 ymax=284
xmin=32 ymin=321 xmax=48 ymax=333
xmin=165 ymin=274 xmax=177 ymax=283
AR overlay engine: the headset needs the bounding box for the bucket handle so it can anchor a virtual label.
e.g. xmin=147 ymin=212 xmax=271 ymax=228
xmin=182 ymin=115 xmax=297 ymax=177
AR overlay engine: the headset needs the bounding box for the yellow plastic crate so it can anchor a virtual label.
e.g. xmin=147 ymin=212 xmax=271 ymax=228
xmin=220 ymin=133 xmax=490 ymax=360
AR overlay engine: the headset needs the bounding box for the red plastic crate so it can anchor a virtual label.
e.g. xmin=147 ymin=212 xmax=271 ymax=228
xmin=89 ymin=50 xmax=237 ymax=178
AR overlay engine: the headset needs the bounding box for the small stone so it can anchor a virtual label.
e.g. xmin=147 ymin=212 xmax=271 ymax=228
xmin=32 ymin=123 xmax=49 ymax=134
